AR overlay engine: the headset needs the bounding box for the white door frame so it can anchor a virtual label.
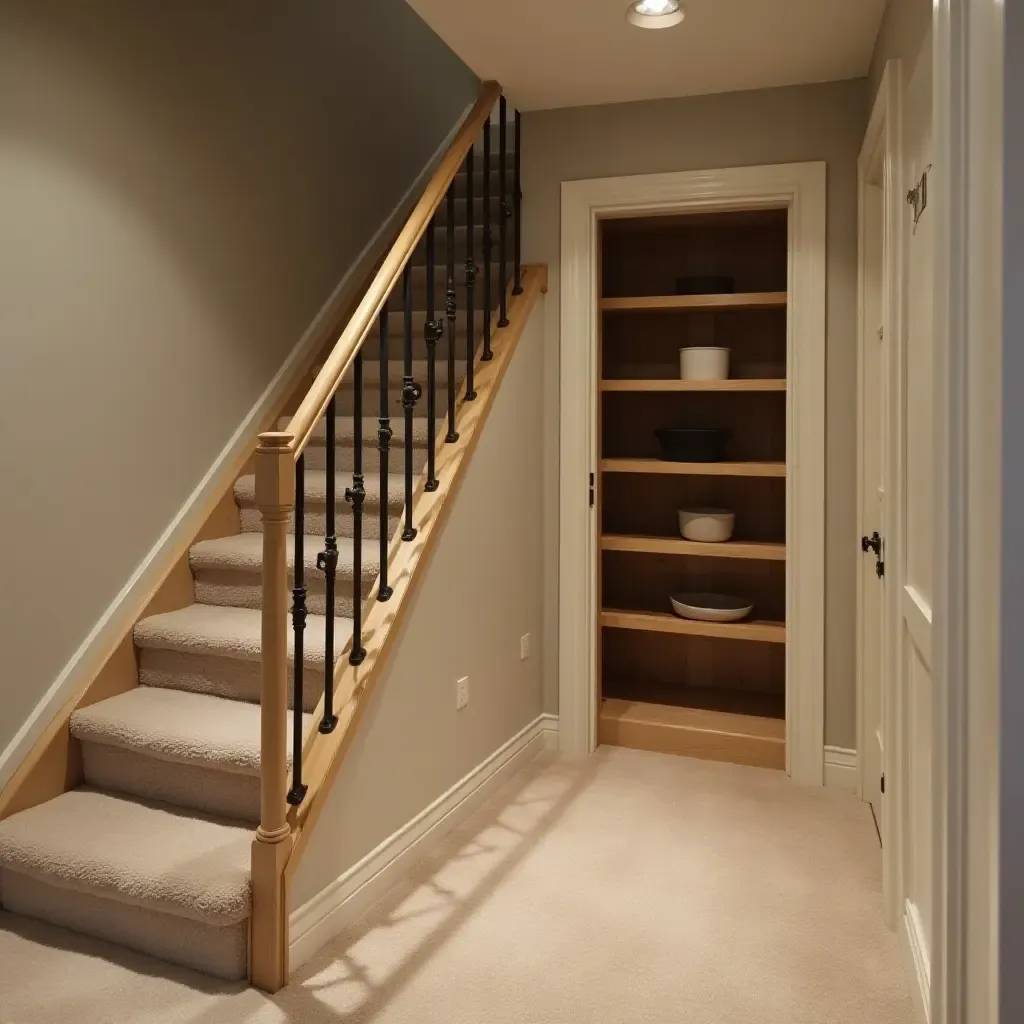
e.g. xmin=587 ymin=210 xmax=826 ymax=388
xmin=856 ymin=61 xmax=904 ymax=928
xmin=558 ymin=162 xmax=827 ymax=786
xmin=931 ymin=2 xmax=1003 ymax=1023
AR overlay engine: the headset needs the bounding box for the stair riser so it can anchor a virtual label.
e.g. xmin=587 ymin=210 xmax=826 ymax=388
xmin=194 ymin=572 xmax=375 ymax=618
xmin=1 ymin=869 xmax=248 ymax=981
xmin=139 ymin=648 xmax=323 ymax=713
xmin=434 ymin=196 xmax=507 ymax=224
xmin=80 ymin=743 xmax=261 ymax=824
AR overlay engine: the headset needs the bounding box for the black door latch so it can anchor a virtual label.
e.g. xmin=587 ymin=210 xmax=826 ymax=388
xmin=861 ymin=531 xmax=885 ymax=578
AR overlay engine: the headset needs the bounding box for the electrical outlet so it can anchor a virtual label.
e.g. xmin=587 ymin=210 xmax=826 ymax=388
xmin=520 ymin=634 xmax=531 ymax=660
xmin=456 ymin=676 xmax=470 ymax=710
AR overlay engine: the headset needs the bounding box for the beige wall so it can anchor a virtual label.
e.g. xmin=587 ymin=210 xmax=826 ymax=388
xmin=292 ymin=302 xmax=547 ymax=908
xmin=0 ymin=1 xmax=478 ymax=760
xmin=868 ymin=0 xmax=931 ymax=102
xmin=523 ymin=79 xmax=868 ymax=748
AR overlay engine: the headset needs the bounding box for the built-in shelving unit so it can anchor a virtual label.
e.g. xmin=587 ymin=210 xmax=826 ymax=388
xmin=597 ymin=208 xmax=789 ymax=770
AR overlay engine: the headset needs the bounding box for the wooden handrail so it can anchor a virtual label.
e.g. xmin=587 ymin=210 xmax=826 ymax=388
xmin=280 ymin=81 xmax=501 ymax=459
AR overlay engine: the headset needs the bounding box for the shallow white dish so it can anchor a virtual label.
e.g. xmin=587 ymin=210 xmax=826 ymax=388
xmin=678 ymin=507 xmax=735 ymax=543
xmin=669 ymin=592 xmax=754 ymax=623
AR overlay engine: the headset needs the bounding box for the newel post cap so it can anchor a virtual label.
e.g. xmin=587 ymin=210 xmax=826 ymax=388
xmin=255 ymin=431 xmax=295 ymax=511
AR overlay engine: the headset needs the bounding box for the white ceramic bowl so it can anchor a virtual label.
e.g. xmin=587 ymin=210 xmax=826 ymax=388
xmin=678 ymin=507 xmax=735 ymax=543
xmin=670 ymin=592 xmax=754 ymax=623
xmin=680 ymin=346 xmax=729 ymax=381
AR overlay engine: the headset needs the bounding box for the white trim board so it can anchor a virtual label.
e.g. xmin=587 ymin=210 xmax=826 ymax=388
xmin=289 ymin=713 xmax=559 ymax=969
xmin=823 ymin=746 xmax=859 ymax=794
xmin=0 ymin=102 xmax=475 ymax=795
xmin=902 ymin=899 xmax=933 ymax=1024
xmin=558 ymin=162 xmax=827 ymax=785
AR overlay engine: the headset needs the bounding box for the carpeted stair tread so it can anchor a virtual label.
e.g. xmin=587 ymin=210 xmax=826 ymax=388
xmin=134 ymin=604 xmax=350 ymax=670
xmin=234 ymin=469 xmax=406 ymax=513
xmin=0 ymin=789 xmax=251 ymax=927
xmin=191 ymin=531 xmax=381 ymax=582
xmin=70 ymin=687 xmax=309 ymax=777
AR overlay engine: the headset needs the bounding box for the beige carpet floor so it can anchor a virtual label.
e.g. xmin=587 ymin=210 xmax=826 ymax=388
xmin=0 ymin=747 xmax=915 ymax=1024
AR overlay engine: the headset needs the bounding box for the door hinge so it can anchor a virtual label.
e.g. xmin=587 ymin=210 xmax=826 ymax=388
xmin=907 ymin=164 xmax=932 ymax=231
xmin=589 ymin=472 xmax=595 ymax=508
xmin=861 ymin=531 xmax=885 ymax=578
xmin=881 ymin=773 xmax=885 ymax=795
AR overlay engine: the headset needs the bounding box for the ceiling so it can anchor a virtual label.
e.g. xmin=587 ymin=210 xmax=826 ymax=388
xmin=407 ymin=0 xmax=887 ymax=111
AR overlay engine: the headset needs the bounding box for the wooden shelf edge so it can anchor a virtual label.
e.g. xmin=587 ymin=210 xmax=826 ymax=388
xmin=599 ymin=698 xmax=785 ymax=770
xmin=601 ymin=534 xmax=786 ymax=561
xmin=601 ymin=378 xmax=787 ymax=392
xmin=601 ymin=291 xmax=788 ymax=312
xmin=601 ymin=608 xmax=787 ymax=644
xmin=601 ymin=458 xmax=787 ymax=478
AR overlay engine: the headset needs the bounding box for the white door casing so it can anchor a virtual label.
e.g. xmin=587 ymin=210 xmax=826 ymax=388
xmin=558 ymin=162 xmax=826 ymax=785
xmin=857 ymin=61 xmax=905 ymax=927
xmin=857 ymin=62 xmax=904 ymax=868
xmin=898 ymin=34 xmax=936 ymax=1022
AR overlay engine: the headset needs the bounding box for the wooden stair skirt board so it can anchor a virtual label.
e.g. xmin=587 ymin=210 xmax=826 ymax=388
xmin=599 ymin=698 xmax=785 ymax=770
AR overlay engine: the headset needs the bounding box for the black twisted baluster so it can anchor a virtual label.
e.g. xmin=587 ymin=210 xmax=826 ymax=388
xmin=316 ymin=396 xmax=339 ymax=733
xmin=377 ymin=303 xmax=394 ymax=600
xmin=344 ymin=353 xmax=367 ymax=664
xmin=402 ymin=263 xmax=420 ymax=540
xmin=498 ymin=95 xmax=509 ymax=328
xmin=287 ymin=454 xmax=308 ymax=804
xmin=424 ymin=219 xmax=442 ymax=491
xmin=464 ymin=144 xmax=477 ymax=401
xmin=514 ymin=108 xmax=523 ymax=295
xmin=482 ymin=115 xmax=494 ymax=361
xmin=444 ymin=186 xmax=459 ymax=443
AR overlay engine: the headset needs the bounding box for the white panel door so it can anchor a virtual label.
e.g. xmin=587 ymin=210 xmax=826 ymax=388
xmin=899 ymin=37 xmax=935 ymax=980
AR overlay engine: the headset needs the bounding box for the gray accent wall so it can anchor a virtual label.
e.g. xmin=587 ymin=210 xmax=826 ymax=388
xmin=0 ymin=0 xmax=478 ymax=760
xmin=522 ymin=79 xmax=868 ymax=748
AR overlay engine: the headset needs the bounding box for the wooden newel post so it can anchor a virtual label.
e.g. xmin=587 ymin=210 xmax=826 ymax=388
xmin=250 ymin=430 xmax=294 ymax=993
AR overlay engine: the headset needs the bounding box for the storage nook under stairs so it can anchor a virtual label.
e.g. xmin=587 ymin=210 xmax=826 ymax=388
xmin=597 ymin=209 xmax=789 ymax=770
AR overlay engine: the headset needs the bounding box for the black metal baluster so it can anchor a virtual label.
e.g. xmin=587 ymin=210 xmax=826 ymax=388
xmin=316 ymin=397 xmax=339 ymax=733
xmin=482 ymin=115 xmax=494 ymax=361
xmin=464 ymin=145 xmax=477 ymax=400
xmin=498 ymin=95 xmax=509 ymax=328
xmin=424 ymin=219 xmax=442 ymax=490
xmin=514 ymin=108 xmax=523 ymax=295
xmin=344 ymin=354 xmax=367 ymax=665
xmin=445 ymin=187 xmax=460 ymax=443
xmin=377 ymin=304 xmax=394 ymax=598
xmin=287 ymin=455 xmax=308 ymax=804
xmin=402 ymin=263 xmax=419 ymax=540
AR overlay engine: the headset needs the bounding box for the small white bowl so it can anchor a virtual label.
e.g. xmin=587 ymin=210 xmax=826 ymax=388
xmin=680 ymin=346 xmax=729 ymax=381
xmin=678 ymin=507 xmax=735 ymax=543
xmin=670 ymin=593 xmax=754 ymax=623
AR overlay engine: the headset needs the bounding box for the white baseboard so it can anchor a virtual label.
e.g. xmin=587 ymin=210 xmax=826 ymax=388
xmin=289 ymin=712 xmax=559 ymax=969
xmin=900 ymin=899 xmax=931 ymax=1023
xmin=0 ymin=105 xmax=474 ymax=796
xmin=823 ymin=745 xmax=859 ymax=793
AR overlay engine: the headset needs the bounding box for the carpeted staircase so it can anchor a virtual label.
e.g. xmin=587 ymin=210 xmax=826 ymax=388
xmin=0 ymin=162 xmax=510 ymax=981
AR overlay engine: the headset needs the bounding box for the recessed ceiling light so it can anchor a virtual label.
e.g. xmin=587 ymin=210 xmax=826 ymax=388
xmin=626 ymin=0 xmax=685 ymax=29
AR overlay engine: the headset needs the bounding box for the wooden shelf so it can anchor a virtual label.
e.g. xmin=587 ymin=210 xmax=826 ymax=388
xmin=601 ymin=608 xmax=787 ymax=644
xmin=601 ymin=378 xmax=786 ymax=392
xmin=601 ymin=534 xmax=786 ymax=561
xmin=601 ymin=292 xmax=787 ymax=313
xmin=601 ymin=458 xmax=786 ymax=478
xmin=599 ymin=697 xmax=785 ymax=769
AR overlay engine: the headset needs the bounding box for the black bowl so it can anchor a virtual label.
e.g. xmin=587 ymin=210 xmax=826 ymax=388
xmin=655 ymin=427 xmax=731 ymax=463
